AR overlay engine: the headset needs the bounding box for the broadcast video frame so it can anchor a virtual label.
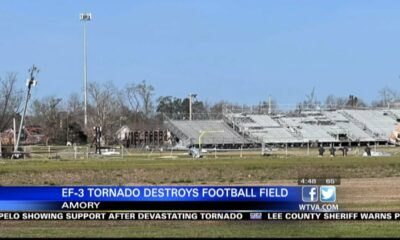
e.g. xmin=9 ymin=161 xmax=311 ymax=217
xmin=1 ymin=1 xmax=400 ymax=238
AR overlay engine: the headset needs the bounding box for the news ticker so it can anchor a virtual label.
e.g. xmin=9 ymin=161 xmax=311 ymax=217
xmin=0 ymin=212 xmax=400 ymax=221
xmin=0 ymin=186 xmax=337 ymax=212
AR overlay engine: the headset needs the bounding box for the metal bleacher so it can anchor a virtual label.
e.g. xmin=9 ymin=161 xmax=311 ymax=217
xmin=167 ymin=120 xmax=247 ymax=146
xmin=388 ymin=109 xmax=400 ymax=120
xmin=164 ymin=109 xmax=400 ymax=148
xmin=247 ymin=115 xmax=281 ymax=128
xmin=279 ymin=117 xmax=338 ymax=143
xmin=225 ymin=111 xmax=386 ymax=144
xmin=323 ymin=111 xmax=375 ymax=142
xmin=225 ymin=113 xmax=303 ymax=143
xmin=340 ymin=110 xmax=397 ymax=140
xmin=250 ymin=128 xmax=303 ymax=143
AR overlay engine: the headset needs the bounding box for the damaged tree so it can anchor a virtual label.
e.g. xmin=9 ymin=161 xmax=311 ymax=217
xmin=0 ymin=73 xmax=23 ymax=133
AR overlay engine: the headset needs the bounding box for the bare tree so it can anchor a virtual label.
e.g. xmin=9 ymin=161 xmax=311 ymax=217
xmin=121 ymin=82 xmax=143 ymax=123
xmin=324 ymin=95 xmax=347 ymax=109
xmin=303 ymin=87 xmax=321 ymax=110
xmin=296 ymin=87 xmax=321 ymax=112
xmin=378 ymin=87 xmax=398 ymax=108
xmin=67 ymin=93 xmax=84 ymax=115
xmin=0 ymin=73 xmax=23 ymax=132
xmin=64 ymin=92 xmax=86 ymax=144
xmin=30 ymin=96 xmax=64 ymax=144
xmin=136 ymin=80 xmax=154 ymax=118
xmin=88 ymin=82 xmax=123 ymax=144
xmin=124 ymin=83 xmax=141 ymax=113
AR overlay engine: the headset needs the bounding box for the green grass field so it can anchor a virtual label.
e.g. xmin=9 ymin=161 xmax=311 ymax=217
xmin=1 ymin=221 xmax=400 ymax=238
xmin=0 ymin=151 xmax=400 ymax=238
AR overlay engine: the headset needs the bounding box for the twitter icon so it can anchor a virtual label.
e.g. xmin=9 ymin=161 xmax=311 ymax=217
xmin=320 ymin=186 xmax=336 ymax=202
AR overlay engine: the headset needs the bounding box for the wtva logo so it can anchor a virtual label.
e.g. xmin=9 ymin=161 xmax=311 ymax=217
xmin=320 ymin=186 xmax=336 ymax=202
xmin=302 ymin=186 xmax=318 ymax=202
xmin=250 ymin=213 xmax=262 ymax=220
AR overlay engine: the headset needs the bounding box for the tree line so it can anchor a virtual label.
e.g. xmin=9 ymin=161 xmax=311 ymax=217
xmin=0 ymin=72 xmax=399 ymax=145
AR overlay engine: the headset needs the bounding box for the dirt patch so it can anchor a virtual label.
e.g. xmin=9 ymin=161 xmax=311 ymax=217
xmin=337 ymin=177 xmax=400 ymax=210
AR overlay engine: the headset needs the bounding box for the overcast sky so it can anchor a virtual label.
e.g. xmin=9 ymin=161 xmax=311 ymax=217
xmin=1 ymin=0 xmax=400 ymax=107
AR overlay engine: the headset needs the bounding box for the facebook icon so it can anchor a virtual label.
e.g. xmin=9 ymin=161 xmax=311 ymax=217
xmin=302 ymin=186 xmax=318 ymax=202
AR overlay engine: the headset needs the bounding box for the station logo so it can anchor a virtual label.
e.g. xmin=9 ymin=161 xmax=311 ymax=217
xmin=249 ymin=212 xmax=262 ymax=220
xmin=302 ymin=186 xmax=318 ymax=202
xmin=320 ymin=186 xmax=336 ymax=202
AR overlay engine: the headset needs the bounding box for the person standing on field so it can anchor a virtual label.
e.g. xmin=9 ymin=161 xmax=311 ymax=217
xmin=318 ymin=145 xmax=325 ymax=156
xmin=329 ymin=145 xmax=336 ymax=157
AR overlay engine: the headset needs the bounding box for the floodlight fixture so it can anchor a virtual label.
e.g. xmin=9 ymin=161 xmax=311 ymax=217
xmin=80 ymin=13 xmax=92 ymax=21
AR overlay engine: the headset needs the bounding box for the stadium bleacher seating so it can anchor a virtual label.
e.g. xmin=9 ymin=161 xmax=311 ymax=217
xmin=165 ymin=109 xmax=400 ymax=147
xmin=167 ymin=120 xmax=247 ymax=146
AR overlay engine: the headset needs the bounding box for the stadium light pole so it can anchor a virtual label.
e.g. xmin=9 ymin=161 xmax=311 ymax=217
xmin=80 ymin=12 xmax=92 ymax=127
xmin=268 ymin=95 xmax=272 ymax=115
xmin=189 ymin=93 xmax=197 ymax=121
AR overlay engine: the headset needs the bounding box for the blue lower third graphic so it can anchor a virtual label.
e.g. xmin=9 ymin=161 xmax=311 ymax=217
xmin=0 ymin=186 xmax=306 ymax=211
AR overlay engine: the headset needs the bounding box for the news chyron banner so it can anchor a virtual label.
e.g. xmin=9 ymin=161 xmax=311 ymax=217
xmin=0 ymin=186 xmax=332 ymax=212
xmin=0 ymin=186 xmax=399 ymax=221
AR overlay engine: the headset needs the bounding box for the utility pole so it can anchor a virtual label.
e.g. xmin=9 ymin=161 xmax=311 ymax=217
xmin=13 ymin=118 xmax=16 ymax=150
xmin=268 ymin=95 xmax=272 ymax=115
xmin=188 ymin=93 xmax=197 ymax=121
xmin=13 ymin=65 xmax=39 ymax=159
